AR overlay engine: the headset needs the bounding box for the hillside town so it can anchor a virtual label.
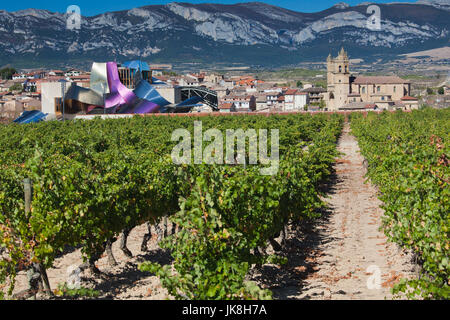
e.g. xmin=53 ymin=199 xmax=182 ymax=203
xmin=1 ymin=49 xmax=449 ymax=122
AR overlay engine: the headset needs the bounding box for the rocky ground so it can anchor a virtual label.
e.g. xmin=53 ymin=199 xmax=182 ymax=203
xmin=4 ymin=122 xmax=418 ymax=300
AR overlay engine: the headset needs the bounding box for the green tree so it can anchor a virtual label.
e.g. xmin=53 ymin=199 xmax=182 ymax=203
xmin=437 ymin=87 xmax=444 ymax=95
xmin=319 ymin=99 xmax=326 ymax=109
xmin=296 ymin=80 xmax=303 ymax=88
xmin=426 ymin=87 xmax=434 ymax=95
xmin=9 ymin=83 xmax=23 ymax=92
xmin=0 ymin=67 xmax=17 ymax=80
xmin=314 ymin=80 xmax=327 ymax=88
xmin=162 ymin=71 xmax=178 ymax=76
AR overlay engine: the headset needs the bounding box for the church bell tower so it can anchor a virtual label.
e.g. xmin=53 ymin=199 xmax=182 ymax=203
xmin=326 ymin=48 xmax=350 ymax=111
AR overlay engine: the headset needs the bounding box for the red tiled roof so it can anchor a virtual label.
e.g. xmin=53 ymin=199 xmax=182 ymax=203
xmin=220 ymin=103 xmax=234 ymax=109
xmin=223 ymin=95 xmax=253 ymax=101
xmin=401 ymin=96 xmax=418 ymax=101
xmin=284 ymin=89 xmax=298 ymax=95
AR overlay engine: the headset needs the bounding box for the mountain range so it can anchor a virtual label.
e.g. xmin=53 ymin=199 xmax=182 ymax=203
xmin=0 ymin=1 xmax=449 ymax=68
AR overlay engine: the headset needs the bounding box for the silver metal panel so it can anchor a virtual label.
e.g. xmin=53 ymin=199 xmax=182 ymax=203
xmin=90 ymin=62 xmax=110 ymax=96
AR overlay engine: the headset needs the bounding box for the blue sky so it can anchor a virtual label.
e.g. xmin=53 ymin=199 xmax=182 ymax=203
xmin=0 ymin=0 xmax=417 ymax=16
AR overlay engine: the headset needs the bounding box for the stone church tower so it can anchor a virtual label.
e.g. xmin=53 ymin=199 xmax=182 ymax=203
xmin=326 ymin=48 xmax=351 ymax=111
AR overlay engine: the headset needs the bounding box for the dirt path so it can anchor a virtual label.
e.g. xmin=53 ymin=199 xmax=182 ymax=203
xmin=252 ymin=122 xmax=416 ymax=300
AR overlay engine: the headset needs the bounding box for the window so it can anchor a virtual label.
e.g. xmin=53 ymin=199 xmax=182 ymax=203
xmin=339 ymin=66 xmax=342 ymax=72
xmin=362 ymin=87 xmax=366 ymax=94
xmin=394 ymin=86 xmax=396 ymax=93
xmin=54 ymin=97 xmax=62 ymax=112
xmin=345 ymin=66 xmax=348 ymax=73
xmin=377 ymin=86 xmax=381 ymax=93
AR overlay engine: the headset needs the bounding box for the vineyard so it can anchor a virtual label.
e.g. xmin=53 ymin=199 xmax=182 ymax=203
xmin=0 ymin=109 xmax=448 ymax=300
xmin=0 ymin=113 xmax=343 ymax=299
xmin=351 ymin=109 xmax=449 ymax=299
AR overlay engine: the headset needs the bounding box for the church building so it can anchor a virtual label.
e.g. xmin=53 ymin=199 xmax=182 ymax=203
xmin=325 ymin=48 xmax=416 ymax=111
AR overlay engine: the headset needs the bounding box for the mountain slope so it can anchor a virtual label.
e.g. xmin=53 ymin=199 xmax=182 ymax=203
xmin=0 ymin=2 xmax=448 ymax=68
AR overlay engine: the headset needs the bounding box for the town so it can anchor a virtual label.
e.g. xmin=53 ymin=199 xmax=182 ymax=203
xmin=1 ymin=48 xmax=449 ymax=123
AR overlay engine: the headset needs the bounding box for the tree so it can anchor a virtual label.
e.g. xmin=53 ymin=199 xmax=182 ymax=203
xmin=163 ymin=71 xmax=178 ymax=76
xmin=9 ymin=83 xmax=23 ymax=92
xmin=314 ymin=80 xmax=327 ymax=88
xmin=437 ymin=87 xmax=444 ymax=95
xmin=426 ymin=87 xmax=434 ymax=95
xmin=0 ymin=67 xmax=17 ymax=80
xmin=319 ymin=99 xmax=326 ymax=109
xmin=296 ymin=80 xmax=303 ymax=88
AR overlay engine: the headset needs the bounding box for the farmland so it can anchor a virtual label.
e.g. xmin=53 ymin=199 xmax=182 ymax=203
xmin=0 ymin=109 xmax=448 ymax=300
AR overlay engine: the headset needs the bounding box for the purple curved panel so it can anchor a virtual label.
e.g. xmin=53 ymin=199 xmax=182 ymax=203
xmin=132 ymin=100 xmax=160 ymax=114
xmin=105 ymin=62 xmax=137 ymax=108
xmin=117 ymin=103 xmax=135 ymax=114
xmin=105 ymin=92 xmax=126 ymax=108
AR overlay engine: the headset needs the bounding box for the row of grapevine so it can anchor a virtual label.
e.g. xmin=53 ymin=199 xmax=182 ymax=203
xmin=0 ymin=113 xmax=343 ymax=299
xmin=350 ymin=109 xmax=449 ymax=299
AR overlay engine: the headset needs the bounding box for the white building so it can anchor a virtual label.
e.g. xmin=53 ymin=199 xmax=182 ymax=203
xmin=266 ymin=91 xmax=280 ymax=107
xmin=12 ymin=74 xmax=26 ymax=80
xmin=222 ymin=95 xmax=256 ymax=112
xmin=65 ymin=69 xmax=81 ymax=77
xmin=41 ymin=82 xmax=70 ymax=115
xmin=179 ymin=76 xmax=200 ymax=87
xmin=284 ymin=89 xmax=309 ymax=111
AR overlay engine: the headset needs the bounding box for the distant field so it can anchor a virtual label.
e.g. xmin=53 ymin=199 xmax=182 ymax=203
xmin=256 ymin=68 xmax=326 ymax=81
xmin=402 ymin=47 xmax=450 ymax=60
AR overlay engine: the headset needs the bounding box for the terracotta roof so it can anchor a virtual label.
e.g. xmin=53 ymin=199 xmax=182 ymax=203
xmin=220 ymin=103 xmax=235 ymax=109
xmin=353 ymin=76 xmax=410 ymax=84
xmin=400 ymin=96 xmax=418 ymax=101
xmin=223 ymin=95 xmax=253 ymax=101
xmin=284 ymin=89 xmax=298 ymax=95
